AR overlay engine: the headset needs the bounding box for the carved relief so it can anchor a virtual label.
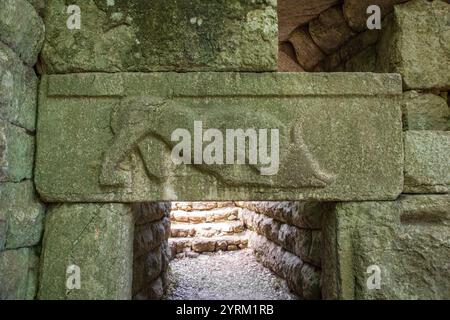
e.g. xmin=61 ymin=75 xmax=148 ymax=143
xmin=100 ymin=96 xmax=335 ymax=189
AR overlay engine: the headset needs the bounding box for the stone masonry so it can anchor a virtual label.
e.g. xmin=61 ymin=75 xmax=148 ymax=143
xmin=0 ymin=0 xmax=45 ymax=300
xmin=0 ymin=0 xmax=449 ymax=300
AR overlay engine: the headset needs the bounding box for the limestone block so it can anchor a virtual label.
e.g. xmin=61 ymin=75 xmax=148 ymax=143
xmin=0 ymin=121 xmax=34 ymax=182
xmin=343 ymin=0 xmax=409 ymax=32
xmin=0 ymin=247 xmax=39 ymax=299
xmin=322 ymin=195 xmax=450 ymax=300
xmin=38 ymin=203 xmax=134 ymax=300
xmin=0 ymin=42 xmax=38 ymax=131
xmin=402 ymin=92 xmax=450 ymax=131
xmin=35 ymin=72 xmax=404 ymax=202
xmin=0 ymin=0 xmax=45 ymax=65
xmin=404 ymin=131 xmax=450 ymax=194
xmin=278 ymin=0 xmax=339 ymax=41
xmin=0 ymin=181 xmax=45 ymax=250
xmin=309 ymin=6 xmax=356 ymax=55
xmin=376 ymin=0 xmax=450 ymax=90
xmin=41 ymin=0 xmax=277 ymax=73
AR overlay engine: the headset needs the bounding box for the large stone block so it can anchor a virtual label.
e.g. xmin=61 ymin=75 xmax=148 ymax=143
xmin=404 ymin=131 xmax=450 ymax=194
xmin=35 ymin=72 xmax=403 ymax=202
xmin=0 ymin=42 xmax=38 ymax=131
xmin=0 ymin=181 xmax=45 ymax=250
xmin=322 ymin=195 xmax=450 ymax=300
xmin=38 ymin=203 xmax=134 ymax=300
xmin=402 ymin=92 xmax=450 ymax=131
xmin=376 ymin=0 xmax=450 ymax=90
xmin=0 ymin=247 xmax=39 ymax=300
xmin=41 ymin=0 xmax=277 ymax=73
xmin=0 ymin=121 xmax=34 ymax=182
xmin=0 ymin=0 xmax=45 ymax=65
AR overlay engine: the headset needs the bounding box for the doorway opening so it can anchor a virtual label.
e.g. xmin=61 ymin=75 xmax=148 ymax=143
xmin=132 ymin=201 xmax=331 ymax=300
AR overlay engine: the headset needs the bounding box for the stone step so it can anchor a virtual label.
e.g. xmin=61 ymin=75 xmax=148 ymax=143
xmin=170 ymin=207 xmax=239 ymax=223
xmin=171 ymin=201 xmax=234 ymax=211
xmin=170 ymin=220 xmax=245 ymax=238
xmin=169 ymin=233 xmax=249 ymax=257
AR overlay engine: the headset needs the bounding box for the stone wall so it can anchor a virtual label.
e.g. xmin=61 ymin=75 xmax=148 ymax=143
xmin=235 ymin=202 xmax=333 ymax=299
xmin=132 ymin=203 xmax=171 ymax=300
xmin=0 ymin=0 xmax=45 ymax=300
xmin=320 ymin=0 xmax=449 ymax=300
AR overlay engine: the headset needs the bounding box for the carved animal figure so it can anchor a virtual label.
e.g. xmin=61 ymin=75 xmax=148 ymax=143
xmin=100 ymin=96 xmax=335 ymax=189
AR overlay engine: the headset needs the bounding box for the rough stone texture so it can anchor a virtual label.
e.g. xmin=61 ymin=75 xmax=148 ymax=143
xmin=250 ymin=232 xmax=321 ymax=299
xmin=278 ymin=42 xmax=304 ymax=72
xmin=376 ymin=0 xmax=450 ymax=90
xmin=309 ymin=5 xmax=356 ymax=55
xmin=236 ymin=201 xmax=332 ymax=229
xmin=0 ymin=181 xmax=45 ymax=250
xmin=335 ymin=46 xmax=378 ymax=72
xmin=0 ymin=121 xmax=34 ymax=182
xmin=402 ymin=92 xmax=450 ymax=131
xmin=36 ymin=72 xmax=403 ymax=202
xmin=38 ymin=203 xmax=134 ymax=300
xmin=0 ymin=247 xmax=39 ymax=299
xmin=343 ymin=0 xmax=410 ymax=32
xmin=132 ymin=202 xmax=170 ymax=225
xmin=0 ymin=0 xmax=45 ymax=66
xmin=134 ymin=217 xmax=170 ymax=260
xmin=278 ymin=0 xmax=339 ymax=41
xmin=322 ymin=195 xmax=450 ymax=300
xmin=0 ymin=42 xmax=38 ymax=131
xmin=316 ymin=30 xmax=379 ymax=72
xmin=404 ymin=131 xmax=450 ymax=194
xmin=27 ymin=0 xmax=46 ymax=17
xmin=288 ymin=26 xmax=326 ymax=71
xmin=239 ymin=208 xmax=320 ymax=266
xmin=41 ymin=0 xmax=277 ymax=73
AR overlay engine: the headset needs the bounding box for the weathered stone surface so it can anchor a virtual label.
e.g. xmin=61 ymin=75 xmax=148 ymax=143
xmin=134 ymin=217 xmax=170 ymax=259
xmin=38 ymin=203 xmax=134 ymax=300
xmin=27 ymin=0 xmax=46 ymax=17
xmin=0 ymin=247 xmax=39 ymax=300
xmin=36 ymin=72 xmax=403 ymax=202
xmin=317 ymin=30 xmax=379 ymax=72
xmin=278 ymin=0 xmax=339 ymax=41
xmin=278 ymin=42 xmax=304 ymax=72
xmin=41 ymin=0 xmax=277 ymax=73
xmin=0 ymin=0 xmax=45 ymax=65
xmin=343 ymin=0 xmax=409 ymax=32
xmin=236 ymin=201 xmax=332 ymax=229
xmin=250 ymin=232 xmax=321 ymax=299
xmin=0 ymin=42 xmax=38 ymax=131
xmin=0 ymin=121 xmax=34 ymax=182
xmin=402 ymin=92 xmax=450 ymax=131
xmin=309 ymin=6 xmax=356 ymax=55
xmin=322 ymin=195 xmax=450 ymax=300
xmin=240 ymin=208 xmax=320 ymax=266
xmin=376 ymin=0 xmax=450 ymax=90
xmin=0 ymin=181 xmax=45 ymax=250
xmin=288 ymin=26 xmax=326 ymax=71
xmin=404 ymin=131 xmax=450 ymax=194
xmin=132 ymin=202 xmax=170 ymax=225
xmin=338 ymin=46 xmax=377 ymax=72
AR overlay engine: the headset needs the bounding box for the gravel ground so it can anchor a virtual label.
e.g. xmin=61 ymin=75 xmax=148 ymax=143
xmin=164 ymin=249 xmax=298 ymax=300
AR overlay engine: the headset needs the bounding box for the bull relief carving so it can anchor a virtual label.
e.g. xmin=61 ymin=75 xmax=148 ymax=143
xmin=100 ymin=96 xmax=335 ymax=189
